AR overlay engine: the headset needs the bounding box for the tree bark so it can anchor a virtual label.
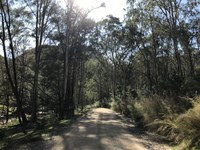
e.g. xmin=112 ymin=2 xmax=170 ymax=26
xmin=0 ymin=2 xmax=27 ymax=124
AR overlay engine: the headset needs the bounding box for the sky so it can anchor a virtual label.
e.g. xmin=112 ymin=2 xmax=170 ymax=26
xmin=64 ymin=0 xmax=127 ymax=22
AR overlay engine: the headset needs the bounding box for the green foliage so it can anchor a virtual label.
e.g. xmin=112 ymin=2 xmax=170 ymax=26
xmin=127 ymin=103 xmax=144 ymax=126
xmin=85 ymin=78 xmax=98 ymax=103
xmin=84 ymin=59 xmax=111 ymax=105
xmin=194 ymin=65 xmax=200 ymax=83
xmin=181 ymin=78 xmax=200 ymax=96
xmin=111 ymin=94 xmax=144 ymax=126
xmin=0 ymin=116 xmax=72 ymax=149
xmin=92 ymin=101 xmax=101 ymax=108
xmin=111 ymin=100 xmax=121 ymax=112
xmin=93 ymin=99 xmax=111 ymax=108
xmin=0 ymin=0 xmax=200 ymax=149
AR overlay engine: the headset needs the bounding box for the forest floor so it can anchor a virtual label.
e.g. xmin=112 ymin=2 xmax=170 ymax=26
xmin=17 ymin=108 xmax=172 ymax=150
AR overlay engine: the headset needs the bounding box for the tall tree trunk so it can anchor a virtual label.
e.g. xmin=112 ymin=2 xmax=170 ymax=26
xmin=0 ymin=3 xmax=27 ymax=124
xmin=31 ymin=66 xmax=39 ymax=122
xmin=179 ymin=29 xmax=194 ymax=77
xmin=6 ymin=95 xmax=9 ymax=124
xmin=31 ymin=0 xmax=51 ymax=122
xmin=60 ymin=47 xmax=69 ymax=119
xmin=173 ymin=35 xmax=182 ymax=76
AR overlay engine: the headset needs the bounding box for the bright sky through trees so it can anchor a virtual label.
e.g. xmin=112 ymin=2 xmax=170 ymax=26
xmin=61 ymin=0 xmax=127 ymax=21
xmin=0 ymin=0 xmax=127 ymax=56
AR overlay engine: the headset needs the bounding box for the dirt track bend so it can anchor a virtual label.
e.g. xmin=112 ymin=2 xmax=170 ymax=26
xmin=19 ymin=108 xmax=171 ymax=150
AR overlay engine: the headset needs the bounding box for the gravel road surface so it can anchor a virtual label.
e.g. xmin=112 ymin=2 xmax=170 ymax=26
xmin=18 ymin=108 xmax=171 ymax=150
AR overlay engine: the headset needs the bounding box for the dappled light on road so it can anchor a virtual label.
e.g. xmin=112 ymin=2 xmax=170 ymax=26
xmin=49 ymin=108 xmax=169 ymax=150
xmin=16 ymin=108 xmax=171 ymax=150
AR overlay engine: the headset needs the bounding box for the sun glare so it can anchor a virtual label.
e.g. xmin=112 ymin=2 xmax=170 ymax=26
xmin=74 ymin=0 xmax=95 ymax=9
xmin=59 ymin=0 xmax=126 ymax=22
xmin=74 ymin=0 xmax=107 ymax=21
xmin=59 ymin=0 xmax=100 ymax=9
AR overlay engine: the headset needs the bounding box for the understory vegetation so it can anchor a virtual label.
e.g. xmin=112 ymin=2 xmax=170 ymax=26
xmin=0 ymin=116 xmax=72 ymax=149
xmin=0 ymin=0 xmax=200 ymax=149
xmin=112 ymin=95 xmax=200 ymax=149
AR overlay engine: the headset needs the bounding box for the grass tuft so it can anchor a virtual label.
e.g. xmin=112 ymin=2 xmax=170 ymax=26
xmin=177 ymin=96 xmax=200 ymax=149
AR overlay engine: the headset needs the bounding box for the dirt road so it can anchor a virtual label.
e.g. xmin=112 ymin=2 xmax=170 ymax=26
xmin=19 ymin=108 xmax=171 ymax=150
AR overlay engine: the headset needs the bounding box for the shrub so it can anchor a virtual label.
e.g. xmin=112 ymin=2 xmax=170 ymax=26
xmin=100 ymin=99 xmax=111 ymax=108
xmin=134 ymin=95 xmax=172 ymax=125
xmin=177 ymin=96 xmax=200 ymax=149
xmin=111 ymin=92 xmax=200 ymax=149
xmin=93 ymin=101 xmax=101 ymax=108
xmin=111 ymin=99 xmax=132 ymax=116
xmin=133 ymin=95 xmax=186 ymax=141
xmin=127 ymin=103 xmax=144 ymax=127
xmin=147 ymin=116 xmax=183 ymax=144
xmin=111 ymin=100 xmax=120 ymax=112
xmin=181 ymin=78 xmax=200 ymax=96
xmin=111 ymin=95 xmax=177 ymax=127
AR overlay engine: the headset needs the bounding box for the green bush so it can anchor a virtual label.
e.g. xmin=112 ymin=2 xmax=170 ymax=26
xmin=181 ymin=78 xmax=200 ymax=96
xmin=111 ymin=100 xmax=120 ymax=112
xmin=127 ymin=104 xmax=144 ymax=127
xmin=93 ymin=101 xmax=101 ymax=108
xmin=111 ymin=99 xmax=131 ymax=116
xmin=194 ymin=65 xmax=200 ymax=83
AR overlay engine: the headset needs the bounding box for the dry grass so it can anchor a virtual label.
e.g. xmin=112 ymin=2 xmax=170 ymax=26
xmin=177 ymin=96 xmax=200 ymax=149
xmin=111 ymin=94 xmax=200 ymax=149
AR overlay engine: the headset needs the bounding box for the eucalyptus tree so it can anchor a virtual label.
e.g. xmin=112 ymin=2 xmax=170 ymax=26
xmin=0 ymin=56 xmax=10 ymax=124
xmin=126 ymin=0 xmax=172 ymax=93
xmin=153 ymin=0 xmax=199 ymax=79
xmin=23 ymin=0 xmax=57 ymax=122
xmin=38 ymin=45 xmax=63 ymax=115
xmin=50 ymin=1 xmax=80 ymax=118
xmin=0 ymin=0 xmax=30 ymax=124
xmin=155 ymin=0 xmax=183 ymax=76
xmin=50 ymin=0 xmax=98 ymax=118
xmin=89 ymin=16 xmax=135 ymax=99
xmin=125 ymin=0 xmax=199 ymax=95
xmin=179 ymin=0 xmax=200 ymax=76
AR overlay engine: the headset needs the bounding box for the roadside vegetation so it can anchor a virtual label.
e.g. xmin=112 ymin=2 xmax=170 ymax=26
xmin=111 ymin=94 xmax=200 ymax=150
xmin=0 ymin=107 xmax=91 ymax=149
xmin=0 ymin=118 xmax=70 ymax=149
